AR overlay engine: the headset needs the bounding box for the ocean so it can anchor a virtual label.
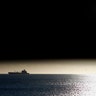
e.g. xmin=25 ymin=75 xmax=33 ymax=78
xmin=0 ymin=74 xmax=96 ymax=96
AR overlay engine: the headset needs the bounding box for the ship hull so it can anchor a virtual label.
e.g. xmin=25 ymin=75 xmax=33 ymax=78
xmin=8 ymin=72 xmax=29 ymax=74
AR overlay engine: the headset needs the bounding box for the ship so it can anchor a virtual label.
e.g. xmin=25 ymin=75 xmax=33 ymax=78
xmin=8 ymin=69 xmax=29 ymax=74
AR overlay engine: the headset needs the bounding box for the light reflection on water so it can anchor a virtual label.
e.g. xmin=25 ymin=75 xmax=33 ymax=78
xmin=68 ymin=75 xmax=96 ymax=96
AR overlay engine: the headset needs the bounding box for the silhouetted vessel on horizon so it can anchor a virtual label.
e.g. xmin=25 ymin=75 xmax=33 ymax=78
xmin=8 ymin=69 xmax=29 ymax=74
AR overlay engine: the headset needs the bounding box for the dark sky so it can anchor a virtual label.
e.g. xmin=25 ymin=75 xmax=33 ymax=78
xmin=0 ymin=2 xmax=96 ymax=61
xmin=0 ymin=47 xmax=96 ymax=61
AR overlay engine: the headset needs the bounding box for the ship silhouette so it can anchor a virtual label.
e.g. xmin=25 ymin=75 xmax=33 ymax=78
xmin=8 ymin=69 xmax=29 ymax=74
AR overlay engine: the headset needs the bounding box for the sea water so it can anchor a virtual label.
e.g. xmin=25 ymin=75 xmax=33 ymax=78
xmin=0 ymin=74 xmax=96 ymax=96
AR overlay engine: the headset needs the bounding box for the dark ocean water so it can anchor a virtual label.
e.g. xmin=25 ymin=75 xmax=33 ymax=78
xmin=0 ymin=74 xmax=96 ymax=96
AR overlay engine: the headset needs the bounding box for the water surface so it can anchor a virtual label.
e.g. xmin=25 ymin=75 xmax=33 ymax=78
xmin=0 ymin=74 xmax=96 ymax=96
